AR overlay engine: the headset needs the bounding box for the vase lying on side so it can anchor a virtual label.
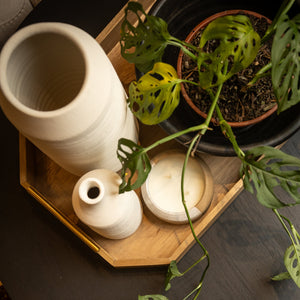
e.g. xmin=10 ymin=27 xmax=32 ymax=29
xmin=0 ymin=22 xmax=138 ymax=176
xmin=177 ymin=10 xmax=277 ymax=128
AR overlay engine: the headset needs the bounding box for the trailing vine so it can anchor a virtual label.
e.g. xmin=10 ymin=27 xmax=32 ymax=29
xmin=118 ymin=1 xmax=300 ymax=298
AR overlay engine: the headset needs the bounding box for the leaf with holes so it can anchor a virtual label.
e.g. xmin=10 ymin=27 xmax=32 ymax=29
xmin=117 ymin=138 xmax=151 ymax=193
xmin=284 ymin=244 xmax=300 ymax=287
xmin=120 ymin=2 xmax=172 ymax=73
xmin=241 ymin=146 xmax=300 ymax=209
xmin=272 ymin=14 xmax=300 ymax=113
xmin=197 ymin=14 xmax=261 ymax=89
xmin=128 ymin=62 xmax=182 ymax=125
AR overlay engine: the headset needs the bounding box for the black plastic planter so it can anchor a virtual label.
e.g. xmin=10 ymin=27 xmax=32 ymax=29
xmin=148 ymin=0 xmax=300 ymax=156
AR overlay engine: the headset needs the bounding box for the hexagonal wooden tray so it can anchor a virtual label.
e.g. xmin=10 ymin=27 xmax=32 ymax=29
xmin=19 ymin=132 xmax=243 ymax=267
xmin=18 ymin=0 xmax=244 ymax=267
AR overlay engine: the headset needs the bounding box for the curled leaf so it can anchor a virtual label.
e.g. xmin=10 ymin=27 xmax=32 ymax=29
xmin=128 ymin=62 xmax=181 ymax=125
xmin=165 ymin=261 xmax=183 ymax=291
xmin=120 ymin=2 xmax=171 ymax=73
xmin=117 ymin=138 xmax=151 ymax=193
xmin=272 ymin=271 xmax=292 ymax=281
xmin=198 ymin=14 xmax=261 ymax=89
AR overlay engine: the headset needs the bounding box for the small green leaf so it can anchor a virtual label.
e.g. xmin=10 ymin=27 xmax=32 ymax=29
xmin=120 ymin=2 xmax=172 ymax=73
xmin=284 ymin=244 xmax=300 ymax=287
xmin=117 ymin=138 xmax=151 ymax=193
xmin=198 ymin=14 xmax=261 ymax=89
xmin=165 ymin=261 xmax=183 ymax=291
xmin=128 ymin=62 xmax=181 ymax=125
xmin=272 ymin=271 xmax=292 ymax=281
xmin=241 ymin=146 xmax=300 ymax=209
xmin=272 ymin=13 xmax=300 ymax=113
xmin=138 ymin=295 xmax=168 ymax=300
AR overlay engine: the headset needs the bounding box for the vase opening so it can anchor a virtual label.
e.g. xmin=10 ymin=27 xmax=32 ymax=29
xmin=79 ymin=178 xmax=104 ymax=205
xmin=87 ymin=186 xmax=100 ymax=199
xmin=5 ymin=31 xmax=86 ymax=112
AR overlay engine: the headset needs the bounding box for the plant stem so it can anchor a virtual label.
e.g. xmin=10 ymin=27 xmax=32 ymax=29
xmin=181 ymin=134 xmax=208 ymax=254
xmin=180 ymin=133 xmax=210 ymax=299
xmin=279 ymin=214 xmax=300 ymax=246
xmin=262 ymin=0 xmax=295 ymax=43
xmin=273 ymin=209 xmax=296 ymax=246
xmin=215 ymin=105 xmax=245 ymax=159
xmin=168 ymin=37 xmax=199 ymax=61
xmin=144 ymin=83 xmax=222 ymax=155
xmin=200 ymin=84 xmax=223 ymax=135
xmin=248 ymin=62 xmax=272 ymax=86
xmin=182 ymin=254 xmax=208 ymax=275
xmin=207 ymin=90 xmax=245 ymax=159
xmin=144 ymin=123 xmax=208 ymax=152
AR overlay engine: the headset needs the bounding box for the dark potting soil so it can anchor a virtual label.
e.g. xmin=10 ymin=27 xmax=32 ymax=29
xmin=181 ymin=13 xmax=276 ymax=123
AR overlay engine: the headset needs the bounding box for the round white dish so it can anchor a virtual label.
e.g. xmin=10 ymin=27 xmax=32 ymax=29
xmin=141 ymin=151 xmax=213 ymax=224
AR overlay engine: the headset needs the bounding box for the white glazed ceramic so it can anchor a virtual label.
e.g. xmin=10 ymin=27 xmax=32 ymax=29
xmin=141 ymin=151 xmax=213 ymax=224
xmin=72 ymin=169 xmax=143 ymax=239
xmin=0 ymin=22 xmax=138 ymax=176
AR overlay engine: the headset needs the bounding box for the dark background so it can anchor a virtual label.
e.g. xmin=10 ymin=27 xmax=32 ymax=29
xmin=0 ymin=0 xmax=300 ymax=299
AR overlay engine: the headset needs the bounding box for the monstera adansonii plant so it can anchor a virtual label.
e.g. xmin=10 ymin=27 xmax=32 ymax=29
xmin=118 ymin=1 xmax=300 ymax=299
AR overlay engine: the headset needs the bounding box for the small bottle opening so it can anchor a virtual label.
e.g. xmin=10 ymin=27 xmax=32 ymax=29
xmin=79 ymin=177 xmax=104 ymax=205
xmin=87 ymin=186 xmax=100 ymax=199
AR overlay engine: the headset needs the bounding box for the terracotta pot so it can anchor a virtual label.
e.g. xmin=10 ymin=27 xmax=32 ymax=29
xmin=177 ymin=10 xmax=277 ymax=128
xmin=0 ymin=22 xmax=138 ymax=176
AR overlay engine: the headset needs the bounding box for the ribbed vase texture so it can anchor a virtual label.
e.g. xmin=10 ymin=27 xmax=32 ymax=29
xmin=72 ymin=169 xmax=142 ymax=239
xmin=0 ymin=22 xmax=138 ymax=176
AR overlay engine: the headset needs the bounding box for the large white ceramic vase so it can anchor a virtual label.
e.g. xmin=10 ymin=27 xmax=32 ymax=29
xmin=0 ymin=22 xmax=138 ymax=176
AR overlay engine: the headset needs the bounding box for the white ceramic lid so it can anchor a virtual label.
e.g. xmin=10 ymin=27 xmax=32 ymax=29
xmin=141 ymin=151 xmax=213 ymax=224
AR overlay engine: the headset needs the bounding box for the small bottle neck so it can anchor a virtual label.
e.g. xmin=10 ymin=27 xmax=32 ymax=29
xmin=78 ymin=177 xmax=104 ymax=205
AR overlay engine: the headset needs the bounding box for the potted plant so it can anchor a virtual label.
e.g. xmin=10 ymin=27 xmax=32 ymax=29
xmin=117 ymin=0 xmax=300 ymax=299
xmin=177 ymin=9 xmax=278 ymax=128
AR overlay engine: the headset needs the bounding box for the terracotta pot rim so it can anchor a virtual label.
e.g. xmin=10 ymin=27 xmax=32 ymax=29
xmin=177 ymin=9 xmax=277 ymax=128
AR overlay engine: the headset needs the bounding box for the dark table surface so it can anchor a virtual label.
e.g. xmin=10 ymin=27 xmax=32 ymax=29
xmin=1 ymin=1 xmax=300 ymax=299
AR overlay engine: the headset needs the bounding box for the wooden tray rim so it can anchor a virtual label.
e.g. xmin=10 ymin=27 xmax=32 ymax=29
xmin=17 ymin=0 xmax=245 ymax=267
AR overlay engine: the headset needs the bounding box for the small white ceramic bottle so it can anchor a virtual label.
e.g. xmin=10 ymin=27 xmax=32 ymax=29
xmin=72 ymin=169 xmax=143 ymax=239
xmin=0 ymin=22 xmax=138 ymax=176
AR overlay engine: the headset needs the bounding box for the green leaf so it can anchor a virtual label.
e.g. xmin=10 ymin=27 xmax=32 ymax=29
xmin=272 ymin=271 xmax=292 ymax=281
xmin=120 ymin=2 xmax=172 ymax=73
xmin=138 ymin=295 xmax=168 ymax=300
xmin=262 ymin=0 xmax=296 ymax=42
xmin=117 ymin=138 xmax=151 ymax=193
xmin=284 ymin=244 xmax=300 ymax=287
xmin=241 ymin=146 xmax=300 ymax=209
xmin=272 ymin=211 xmax=300 ymax=287
xmin=271 ymin=13 xmax=300 ymax=113
xmin=165 ymin=261 xmax=183 ymax=291
xmin=198 ymin=14 xmax=261 ymax=89
xmin=128 ymin=62 xmax=181 ymax=125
